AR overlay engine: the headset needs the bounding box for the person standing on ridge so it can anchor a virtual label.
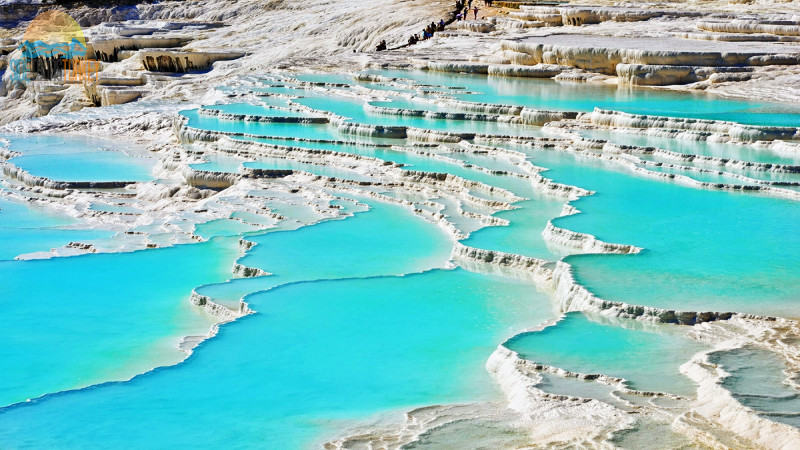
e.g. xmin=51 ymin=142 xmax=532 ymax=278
xmin=472 ymin=6 xmax=480 ymax=19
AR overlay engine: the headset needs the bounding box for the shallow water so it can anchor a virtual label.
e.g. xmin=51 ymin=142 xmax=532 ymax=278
xmin=0 ymin=197 xmax=114 ymax=260
xmin=4 ymin=134 xmax=155 ymax=182
xmin=0 ymin=238 xmax=239 ymax=407
xmin=462 ymin=196 xmax=564 ymax=260
xmin=0 ymin=200 xmax=555 ymax=447
xmin=545 ymin=158 xmax=800 ymax=317
xmin=474 ymin=143 xmax=800 ymax=317
xmin=506 ymin=312 xmax=705 ymax=395
xmin=709 ymin=346 xmax=800 ymax=428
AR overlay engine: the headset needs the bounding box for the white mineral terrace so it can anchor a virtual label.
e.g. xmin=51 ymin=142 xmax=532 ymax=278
xmin=2 ymin=0 xmax=800 ymax=448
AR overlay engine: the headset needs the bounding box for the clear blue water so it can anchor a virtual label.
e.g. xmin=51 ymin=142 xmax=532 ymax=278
xmin=196 ymin=199 xmax=452 ymax=313
xmin=538 ymin=153 xmax=800 ymax=317
xmin=3 ymin=134 xmax=155 ymax=183
xmin=0 ymin=268 xmax=554 ymax=448
xmin=506 ymin=312 xmax=706 ymax=395
xmin=0 ymin=197 xmax=114 ymax=260
xmin=193 ymin=218 xmax=267 ymax=239
xmin=10 ymin=152 xmax=155 ymax=182
xmin=0 ymin=199 xmax=556 ymax=447
xmin=0 ymin=238 xmax=239 ymax=407
xmin=462 ymin=196 xmax=565 ymax=260
xmin=236 ymin=200 xmax=453 ymax=280
xmin=477 ymin=143 xmax=800 ymax=317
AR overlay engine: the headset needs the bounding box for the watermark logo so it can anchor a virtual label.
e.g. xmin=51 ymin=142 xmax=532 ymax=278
xmin=8 ymin=10 xmax=99 ymax=88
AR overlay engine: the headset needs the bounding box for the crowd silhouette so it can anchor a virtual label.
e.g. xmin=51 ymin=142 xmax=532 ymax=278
xmin=376 ymin=0 xmax=494 ymax=52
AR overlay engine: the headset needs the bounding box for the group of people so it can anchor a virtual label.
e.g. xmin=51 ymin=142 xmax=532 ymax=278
xmin=376 ymin=0 xmax=495 ymax=52
xmin=406 ymin=19 xmax=446 ymax=46
xmin=455 ymin=0 xmax=488 ymax=21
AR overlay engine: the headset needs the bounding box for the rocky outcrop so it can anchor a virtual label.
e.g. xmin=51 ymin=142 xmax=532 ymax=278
xmin=182 ymin=167 xmax=241 ymax=189
xmin=697 ymin=20 xmax=800 ymax=37
xmin=189 ymin=290 xmax=247 ymax=322
xmin=90 ymin=36 xmax=191 ymax=62
xmin=553 ymin=261 xmax=737 ymax=325
xmin=441 ymin=100 xmax=523 ymax=116
xmin=616 ymin=64 xmax=755 ymax=86
xmin=450 ymin=242 xmax=553 ymax=285
xmin=406 ymin=127 xmax=473 ymax=143
xmin=426 ymin=61 xmax=489 ymax=74
xmin=2 ymin=161 xmax=132 ymax=190
xmin=501 ymin=40 xmax=800 ymax=75
xmin=492 ymin=38 xmax=800 ymax=85
xmin=513 ymin=5 xmax=698 ymax=27
xmin=335 ymin=121 xmax=407 ymax=139
xmin=486 ymin=63 xmax=568 ymax=78
xmin=542 ymin=221 xmax=641 ymax=255
xmin=139 ymin=50 xmax=245 ymax=73
xmin=520 ymin=108 xmax=578 ymax=125
xmin=485 ymin=345 xmax=635 ymax=445
xmin=364 ymin=102 xmax=520 ymax=123
xmin=232 ymin=263 xmax=269 ymax=278
xmin=451 ymin=20 xmax=496 ymax=33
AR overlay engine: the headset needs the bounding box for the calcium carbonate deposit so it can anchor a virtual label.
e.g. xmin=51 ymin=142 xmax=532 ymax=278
xmin=1 ymin=0 xmax=800 ymax=448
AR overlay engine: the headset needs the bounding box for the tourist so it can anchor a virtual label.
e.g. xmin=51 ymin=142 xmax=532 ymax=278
xmin=438 ymin=19 xmax=446 ymax=31
xmin=375 ymin=40 xmax=387 ymax=51
xmin=473 ymin=6 xmax=480 ymax=19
